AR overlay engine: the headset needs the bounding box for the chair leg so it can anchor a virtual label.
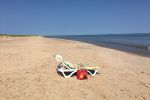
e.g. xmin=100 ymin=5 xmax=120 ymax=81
xmin=61 ymin=71 xmax=76 ymax=78
xmin=93 ymin=70 xmax=97 ymax=76
xmin=62 ymin=71 xmax=67 ymax=78
xmin=88 ymin=70 xmax=97 ymax=76
xmin=67 ymin=71 xmax=76 ymax=78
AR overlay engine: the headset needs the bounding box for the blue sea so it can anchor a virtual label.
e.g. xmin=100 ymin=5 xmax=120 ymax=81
xmin=45 ymin=33 xmax=150 ymax=57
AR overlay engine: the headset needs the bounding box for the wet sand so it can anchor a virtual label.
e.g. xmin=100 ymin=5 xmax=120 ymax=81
xmin=0 ymin=36 xmax=150 ymax=100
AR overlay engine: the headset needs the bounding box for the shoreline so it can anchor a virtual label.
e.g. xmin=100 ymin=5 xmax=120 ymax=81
xmin=44 ymin=33 xmax=150 ymax=57
xmin=45 ymin=36 xmax=150 ymax=57
xmin=1 ymin=34 xmax=150 ymax=57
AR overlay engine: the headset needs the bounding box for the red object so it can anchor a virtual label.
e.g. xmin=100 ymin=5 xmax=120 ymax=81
xmin=77 ymin=70 xmax=88 ymax=80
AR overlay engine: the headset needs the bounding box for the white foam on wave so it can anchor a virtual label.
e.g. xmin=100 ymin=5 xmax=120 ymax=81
xmin=148 ymin=47 xmax=150 ymax=50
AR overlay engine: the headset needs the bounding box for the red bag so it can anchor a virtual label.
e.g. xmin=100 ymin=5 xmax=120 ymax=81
xmin=77 ymin=64 xmax=88 ymax=80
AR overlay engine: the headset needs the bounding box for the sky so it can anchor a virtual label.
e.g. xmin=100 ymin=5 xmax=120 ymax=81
xmin=0 ymin=0 xmax=150 ymax=35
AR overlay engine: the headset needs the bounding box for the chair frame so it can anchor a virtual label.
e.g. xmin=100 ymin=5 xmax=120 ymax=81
xmin=54 ymin=54 xmax=99 ymax=78
xmin=56 ymin=61 xmax=77 ymax=78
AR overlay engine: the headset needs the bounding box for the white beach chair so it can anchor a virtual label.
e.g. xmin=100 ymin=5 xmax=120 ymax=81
xmin=54 ymin=54 xmax=99 ymax=78
xmin=55 ymin=55 xmax=77 ymax=78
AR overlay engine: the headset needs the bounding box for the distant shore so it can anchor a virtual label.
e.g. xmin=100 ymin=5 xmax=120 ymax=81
xmin=0 ymin=34 xmax=36 ymax=37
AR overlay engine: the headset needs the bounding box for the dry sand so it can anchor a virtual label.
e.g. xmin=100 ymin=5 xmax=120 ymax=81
xmin=0 ymin=36 xmax=150 ymax=100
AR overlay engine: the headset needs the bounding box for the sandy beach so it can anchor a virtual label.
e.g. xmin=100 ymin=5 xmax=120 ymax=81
xmin=0 ymin=36 xmax=150 ymax=100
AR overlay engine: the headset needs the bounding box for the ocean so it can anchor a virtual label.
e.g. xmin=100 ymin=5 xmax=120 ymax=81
xmin=45 ymin=33 xmax=150 ymax=57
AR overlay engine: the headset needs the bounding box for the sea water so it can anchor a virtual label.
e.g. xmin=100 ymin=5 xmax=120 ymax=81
xmin=46 ymin=33 xmax=150 ymax=56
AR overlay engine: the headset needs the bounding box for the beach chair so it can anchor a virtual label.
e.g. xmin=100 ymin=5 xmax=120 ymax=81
xmin=55 ymin=55 xmax=77 ymax=78
xmin=54 ymin=54 xmax=99 ymax=78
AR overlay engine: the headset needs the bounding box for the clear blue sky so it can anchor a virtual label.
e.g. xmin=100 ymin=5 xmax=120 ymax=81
xmin=0 ymin=0 xmax=150 ymax=35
